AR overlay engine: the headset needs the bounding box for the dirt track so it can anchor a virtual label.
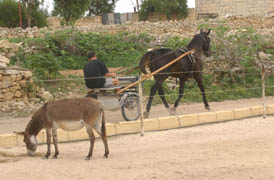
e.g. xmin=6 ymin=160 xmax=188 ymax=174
xmin=0 ymin=97 xmax=274 ymax=134
xmin=1 ymin=116 xmax=274 ymax=180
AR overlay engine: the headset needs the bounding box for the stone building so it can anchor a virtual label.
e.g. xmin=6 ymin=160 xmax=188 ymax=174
xmin=196 ymin=0 xmax=274 ymax=19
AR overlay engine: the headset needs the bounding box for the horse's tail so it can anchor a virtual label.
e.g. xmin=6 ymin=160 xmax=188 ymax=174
xmin=139 ymin=51 xmax=152 ymax=74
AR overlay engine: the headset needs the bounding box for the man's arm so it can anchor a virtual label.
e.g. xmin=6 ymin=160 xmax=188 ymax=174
xmin=105 ymin=72 xmax=116 ymax=77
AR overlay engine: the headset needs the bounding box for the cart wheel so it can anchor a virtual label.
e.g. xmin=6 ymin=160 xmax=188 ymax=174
xmin=121 ymin=94 xmax=140 ymax=121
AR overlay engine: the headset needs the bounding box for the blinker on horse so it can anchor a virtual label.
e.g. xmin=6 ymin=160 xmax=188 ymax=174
xmin=139 ymin=29 xmax=212 ymax=118
xmin=15 ymin=97 xmax=109 ymax=160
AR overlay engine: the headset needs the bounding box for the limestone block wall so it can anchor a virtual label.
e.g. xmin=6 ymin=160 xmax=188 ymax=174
xmin=0 ymin=67 xmax=34 ymax=102
xmin=196 ymin=0 xmax=274 ymax=18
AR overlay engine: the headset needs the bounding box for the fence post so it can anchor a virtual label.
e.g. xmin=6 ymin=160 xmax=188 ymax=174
xmin=261 ymin=64 xmax=266 ymax=118
xmin=138 ymin=74 xmax=144 ymax=136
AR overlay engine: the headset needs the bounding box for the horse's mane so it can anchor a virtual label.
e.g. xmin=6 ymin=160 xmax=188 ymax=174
xmin=186 ymin=34 xmax=204 ymax=49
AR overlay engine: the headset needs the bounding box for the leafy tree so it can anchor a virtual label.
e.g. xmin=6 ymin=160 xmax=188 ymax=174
xmin=0 ymin=0 xmax=46 ymax=28
xmin=87 ymin=0 xmax=117 ymax=16
xmin=139 ymin=0 xmax=188 ymax=21
xmin=53 ymin=0 xmax=91 ymax=25
xmin=21 ymin=0 xmax=44 ymax=27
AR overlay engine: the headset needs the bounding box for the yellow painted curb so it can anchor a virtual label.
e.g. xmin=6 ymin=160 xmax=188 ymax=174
xmin=68 ymin=128 xmax=89 ymax=141
xmin=57 ymin=129 xmax=70 ymax=142
xmin=198 ymin=112 xmax=217 ymax=124
xmin=178 ymin=114 xmax=199 ymax=127
xmin=0 ymin=134 xmax=17 ymax=147
xmin=116 ymin=121 xmax=139 ymax=134
xmin=267 ymin=105 xmax=274 ymax=115
xmin=143 ymin=118 xmax=159 ymax=131
xmin=234 ymin=108 xmax=252 ymax=119
xmin=216 ymin=110 xmax=235 ymax=122
xmin=106 ymin=123 xmax=117 ymax=136
xmin=251 ymin=106 xmax=264 ymax=117
xmin=158 ymin=116 xmax=180 ymax=130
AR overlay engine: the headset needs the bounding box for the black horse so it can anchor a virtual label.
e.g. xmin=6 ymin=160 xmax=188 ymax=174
xmin=139 ymin=29 xmax=211 ymax=118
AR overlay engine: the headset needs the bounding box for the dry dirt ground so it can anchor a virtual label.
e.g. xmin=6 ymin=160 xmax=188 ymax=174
xmin=1 ymin=115 xmax=274 ymax=180
xmin=0 ymin=97 xmax=274 ymax=134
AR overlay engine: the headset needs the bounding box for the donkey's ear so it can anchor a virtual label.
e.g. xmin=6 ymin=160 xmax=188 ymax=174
xmin=14 ymin=131 xmax=25 ymax=136
xmin=207 ymin=29 xmax=211 ymax=35
xmin=200 ymin=29 xmax=204 ymax=33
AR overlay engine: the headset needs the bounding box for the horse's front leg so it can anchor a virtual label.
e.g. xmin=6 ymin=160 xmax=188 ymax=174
xmin=194 ymin=73 xmax=210 ymax=110
xmin=45 ymin=128 xmax=52 ymax=159
xmin=52 ymin=128 xmax=59 ymax=158
xmin=172 ymin=78 xmax=187 ymax=114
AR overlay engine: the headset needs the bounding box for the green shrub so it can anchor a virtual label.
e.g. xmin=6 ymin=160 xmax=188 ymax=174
xmin=25 ymin=53 xmax=61 ymax=80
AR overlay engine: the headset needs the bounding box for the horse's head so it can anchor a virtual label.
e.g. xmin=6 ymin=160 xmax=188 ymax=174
xmin=199 ymin=29 xmax=211 ymax=57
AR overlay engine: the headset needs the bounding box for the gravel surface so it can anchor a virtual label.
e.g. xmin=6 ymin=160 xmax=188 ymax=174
xmin=1 ymin=116 xmax=274 ymax=180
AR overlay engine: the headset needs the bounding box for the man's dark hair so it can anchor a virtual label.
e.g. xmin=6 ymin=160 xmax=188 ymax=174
xmin=88 ymin=51 xmax=96 ymax=59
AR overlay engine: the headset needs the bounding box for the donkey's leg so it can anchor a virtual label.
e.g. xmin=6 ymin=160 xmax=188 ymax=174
xmin=93 ymin=111 xmax=109 ymax=158
xmin=194 ymin=73 xmax=210 ymax=110
xmin=172 ymin=78 xmax=187 ymax=114
xmin=52 ymin=128 xmax=59 ymax=158
xmin=85 ymin=124 xmax=96 ymax=160
xmin=45 ymin=128 xmax=52 ymax=159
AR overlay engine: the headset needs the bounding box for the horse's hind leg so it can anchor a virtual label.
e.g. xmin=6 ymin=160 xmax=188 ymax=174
xmin=144 ymin=82 xmax=160 ymax=118
xmin=172 ymin=78 xmax=187 ymax=114
xmin=194 ymin=73 xmax=210 ymax=110
xmin=158 ymin=84 xmax=172 ymax=115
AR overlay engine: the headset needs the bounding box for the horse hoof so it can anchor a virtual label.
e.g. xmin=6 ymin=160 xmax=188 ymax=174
xmin=104 ymin=154 xmax=109 ymax=158
xmin=167 ymin=107 xmax=176 ymax=115
xmin=143 ymin=111 xmax=149 ymax=118
xmin=85 ymin=157 xmax=91 ymax=160
xmin=205 ymin=106 xmax=210 ymax=111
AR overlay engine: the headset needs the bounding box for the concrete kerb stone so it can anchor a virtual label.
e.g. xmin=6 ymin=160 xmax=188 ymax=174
xmin=158 ymin=116 xmax=180 ymax=130
xmin=234 ymin=108 xmax=252 ymax=119
xmin=0 ymin=134 xmax=17 ymax=147
xmin=142 ymin=118 xmax=160 ymax=131
xmin=267 ymin=105 xmax=274 ymax=115
xmin=198 ymin=112 xmax=217 ymax=124
xmin=251 ymin=106 xmax=264 ymax=117
xmin=115 ymin=121 xmax=140 ymax=135
xmin=1 ymin=105 xmax=274 ymax=148
xmin=178 ymin=114 xmax=199 ymax=127
xmin=216 ymin=110 xmax=235 ymax=122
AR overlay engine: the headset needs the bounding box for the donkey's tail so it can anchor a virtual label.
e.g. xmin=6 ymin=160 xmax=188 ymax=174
xmin=101 ymin=108 xmax=106 ymax=138
xmin=100 ymin=108 xmax=109 ymax=157
xmin=139 ymin=51 xmax=152 ymax=74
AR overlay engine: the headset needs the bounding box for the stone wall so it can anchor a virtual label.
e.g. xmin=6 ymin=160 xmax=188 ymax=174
xmin=196 ymin=0 xmax=274 ymax=18
xmin=0 ymin=67 xmax=33 ymax=102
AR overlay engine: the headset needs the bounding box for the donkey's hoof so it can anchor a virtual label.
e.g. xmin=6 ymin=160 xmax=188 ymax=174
xmin=143 ymin=111 xmax=149 ymax=119
xmin=85 ymin=156 xmax=91 ymax=160
xmin=104 ymin=154 xmax=109 ymax=158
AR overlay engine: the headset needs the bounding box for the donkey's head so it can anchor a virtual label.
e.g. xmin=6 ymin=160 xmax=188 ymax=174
xmin=199 ymin=29 xmax=211 ymax=57
xmin=15 ymin=131 xmax=38 ymax=156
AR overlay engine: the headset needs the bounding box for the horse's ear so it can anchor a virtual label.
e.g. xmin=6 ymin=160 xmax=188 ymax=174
xmin=207 ymin=29 xmax=211 ymax=35
xmin=14 ymin=131 xmax=25 ymax=136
